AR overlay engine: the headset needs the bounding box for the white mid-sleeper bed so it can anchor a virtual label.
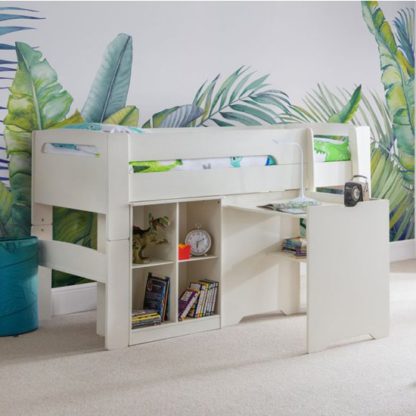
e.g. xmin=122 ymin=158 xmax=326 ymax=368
xmin=31 ymin=123 xmax=389 ymax=352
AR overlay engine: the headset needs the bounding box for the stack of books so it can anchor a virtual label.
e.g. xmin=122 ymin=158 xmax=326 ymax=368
xmin=178 ymin=279 xmax=219 ymax=320
xmin=131 ymin=309 xmax=161 ymax=329
xmin=282 ymin=237 xmax=307 ymax=258
xmin=132 ymin=273 xmax=170 ymax=329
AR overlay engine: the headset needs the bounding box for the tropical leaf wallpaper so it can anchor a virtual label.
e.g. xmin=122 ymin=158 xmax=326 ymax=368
xmin=0 ymin=1 xmax=414 ymax=286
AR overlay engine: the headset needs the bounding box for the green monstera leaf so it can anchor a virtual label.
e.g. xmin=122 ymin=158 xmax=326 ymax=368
xmin=4 ymin=41 xmax=73 ymax=237
xmin=362 ymin=1 xmax=414 ymax=182
xmin=82 ymin=33 xmax=133 ymax=123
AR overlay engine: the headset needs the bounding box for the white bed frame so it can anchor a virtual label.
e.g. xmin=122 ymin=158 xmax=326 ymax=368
xmin=32 ymin=123 xmax=389 ymax=352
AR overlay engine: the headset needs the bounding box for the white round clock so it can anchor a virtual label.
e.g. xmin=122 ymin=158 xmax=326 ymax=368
xmin=185 ymin=226 xmax=212 ymax=256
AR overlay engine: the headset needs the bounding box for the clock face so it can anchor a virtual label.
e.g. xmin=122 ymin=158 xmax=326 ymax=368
xmin=185 ymin=229 xmax=212 ymax=256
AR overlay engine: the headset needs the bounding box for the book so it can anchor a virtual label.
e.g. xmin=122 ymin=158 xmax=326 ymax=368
xmin=200 ymin=279 xmax=219 ymax=315
xmin=258 ymin=199 xmax=320 ymax=215
xmin=185 ymin=280 xmax=219 ymax=318
xmin=178 ymin=288 xmax=199 ymax=320
xmin=131 ymin=309 xmax=162 ymax=329
xmin=282 ymin=237 xmax=307 ymax=258
xmin=143 ymin=273 xmax=170 ymax=322
xmin=198 ymin=281 xmax=210 ymax=317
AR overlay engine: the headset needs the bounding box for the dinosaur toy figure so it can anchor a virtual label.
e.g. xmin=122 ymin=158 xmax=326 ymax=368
xmin=132 ymin=214 xmax=170 ymax=264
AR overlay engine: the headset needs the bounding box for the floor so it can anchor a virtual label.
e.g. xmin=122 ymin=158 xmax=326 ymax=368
xmin=1 ymin=260 xmax=415 ymax=416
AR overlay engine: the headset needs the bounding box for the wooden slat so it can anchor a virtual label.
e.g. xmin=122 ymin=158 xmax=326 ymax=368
xmin=38 ymin=240 xmax=107 ymax=283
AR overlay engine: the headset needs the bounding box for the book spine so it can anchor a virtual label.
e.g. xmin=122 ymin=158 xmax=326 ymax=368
xmin=188 ymin=283 xmax=201 ymax=318
xmin=200 ymin=282 xmax=210 ymax=317
xmin=196 ymin=285 xmax=207 ymax=318
xmin=180 ymin=292 xmax=198 ymax=320
xmin=212 ymin=282 xmax=219 ymax=314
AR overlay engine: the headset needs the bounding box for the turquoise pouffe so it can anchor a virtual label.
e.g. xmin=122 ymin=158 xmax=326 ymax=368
xmin=0 ymin=236 xmax=39 ymax=336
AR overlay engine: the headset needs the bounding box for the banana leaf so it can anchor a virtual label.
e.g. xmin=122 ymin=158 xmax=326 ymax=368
xmin=362 ymin=1 xmax=414 ymax=182
xmin=104 ymin=105 xmax=139 ymax=126
xmin=0 ymin=181 xmax=12 ymax=237
xmin=82 ymin=33 xmax=133 ymax=123
xmin=4 ymin=42 xmax=73 ymax=237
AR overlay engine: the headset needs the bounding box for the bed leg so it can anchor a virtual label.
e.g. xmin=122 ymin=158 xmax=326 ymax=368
xmin=96 ymin=282 xmax=106 ymax=336
xmin=31 ymin=223 xmax=53 ymax=321
xmin=105 ymin=239 xmax=130 ymax=349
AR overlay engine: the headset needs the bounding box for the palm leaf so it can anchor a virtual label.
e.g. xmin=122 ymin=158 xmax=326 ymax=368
xmin=104 ymin=105 xmax=139 ymax=126
xmin=143 ymin=104 xmax=203 ymax=128
xmin=362 ymin=1 xmax=414 ymax=183
xmin=328 ymin=85 xmax=361 ymax=123
xmin=81 ymin=33 xmax=133 ymax=122
xmin=192 ymin=66 xmax=291 ymax=127
xmin=393 ymin=8 xmax=415 ymax=68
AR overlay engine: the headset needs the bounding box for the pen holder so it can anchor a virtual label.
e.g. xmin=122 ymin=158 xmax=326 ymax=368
xmin=178 ymin=244 xmax=191 ymax=260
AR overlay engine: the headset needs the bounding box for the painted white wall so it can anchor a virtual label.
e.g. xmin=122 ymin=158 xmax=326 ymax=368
xmin=1 ymin=1 xmax=413 ymax=126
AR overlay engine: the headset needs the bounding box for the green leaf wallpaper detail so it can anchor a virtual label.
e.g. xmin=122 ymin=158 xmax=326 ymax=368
xmin=3 ymin=42 xmax=73 ymax=237
xmin=143 ymin=104 xmax=203 ymax=128
xmin=362 ymin=1 xmax=415 ymax=183
xmin=81 ymin=33 xmax=133 ymax=123
xmin=104 ymin=105 xmax=139 ymax=126
xmin=0 ymin=181 xmax=13 ymax=237
xmin=189 ymin=66 xmax=291 ymax=127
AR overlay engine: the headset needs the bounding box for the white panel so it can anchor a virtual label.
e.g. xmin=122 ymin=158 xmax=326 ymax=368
xmin=38 ymin=240 xmax=107 ymax=283
xmin=129 ymin=127 xmax=309 ymax=163
xmin=307 ymin=200 xmax=389 ymax=353
xmin=130 ymin=165 xmax=302 ymax=202
xmin=32 ymin=130 xmax=108 ymax=213
xmin=221 ymin=207 xmax=281 ymax=326
xmin=313 ymin=161 xmax=352 ymax=187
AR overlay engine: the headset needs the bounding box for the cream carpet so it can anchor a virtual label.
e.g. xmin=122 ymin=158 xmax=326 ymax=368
xmin=1 ymin=260 xmax=415 ymax=416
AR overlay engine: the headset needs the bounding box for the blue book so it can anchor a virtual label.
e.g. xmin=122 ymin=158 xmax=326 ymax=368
xmin=143 ymin=273 xmax=170 ymax=322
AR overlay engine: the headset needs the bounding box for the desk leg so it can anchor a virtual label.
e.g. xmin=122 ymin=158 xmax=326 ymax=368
xmin=278 ymin=260 xmax=301 ymax=315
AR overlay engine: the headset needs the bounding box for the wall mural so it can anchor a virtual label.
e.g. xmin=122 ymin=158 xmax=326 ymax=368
xmin=0 ymin=1 xmax=414 ymax=286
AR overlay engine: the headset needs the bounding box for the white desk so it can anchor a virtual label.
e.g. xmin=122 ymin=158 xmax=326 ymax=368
xmin=222 ymin=192 xmax=389 ymax=353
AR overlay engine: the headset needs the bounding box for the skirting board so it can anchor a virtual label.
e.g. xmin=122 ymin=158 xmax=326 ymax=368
xmin=52 ymin=282 xmax=97 ymax=316
xmin=390 ymin=239 xmax=415 ymax=263
xmin=51 ymin=240 xmax=415 ymax=316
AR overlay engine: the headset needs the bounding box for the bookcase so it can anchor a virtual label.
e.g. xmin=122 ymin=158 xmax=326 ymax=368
xmin=130 ymin=198 xmax=222 ymax=345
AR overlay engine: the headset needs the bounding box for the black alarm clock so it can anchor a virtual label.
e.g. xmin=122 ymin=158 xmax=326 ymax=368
xmin=344 ymin=175 xmax=369 ymax=207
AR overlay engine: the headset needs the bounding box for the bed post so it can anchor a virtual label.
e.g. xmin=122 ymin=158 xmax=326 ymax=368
xmin=31 ymin=132 xmax=53 ymax=320
xmin=104 ymin=133 xmax=131 ymax=349
xmin=31 ymin=204 xmax=53 ymax=320
xmin=349 ymin=126 xmax=371 ymax=196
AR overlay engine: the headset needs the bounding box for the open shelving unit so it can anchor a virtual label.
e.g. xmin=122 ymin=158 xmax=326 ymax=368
xmin=130 ymin=198 xmax=222 ymax=345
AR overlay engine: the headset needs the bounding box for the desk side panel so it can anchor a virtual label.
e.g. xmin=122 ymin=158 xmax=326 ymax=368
xmin=307 ymin=200 xmax=389 ymax=352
